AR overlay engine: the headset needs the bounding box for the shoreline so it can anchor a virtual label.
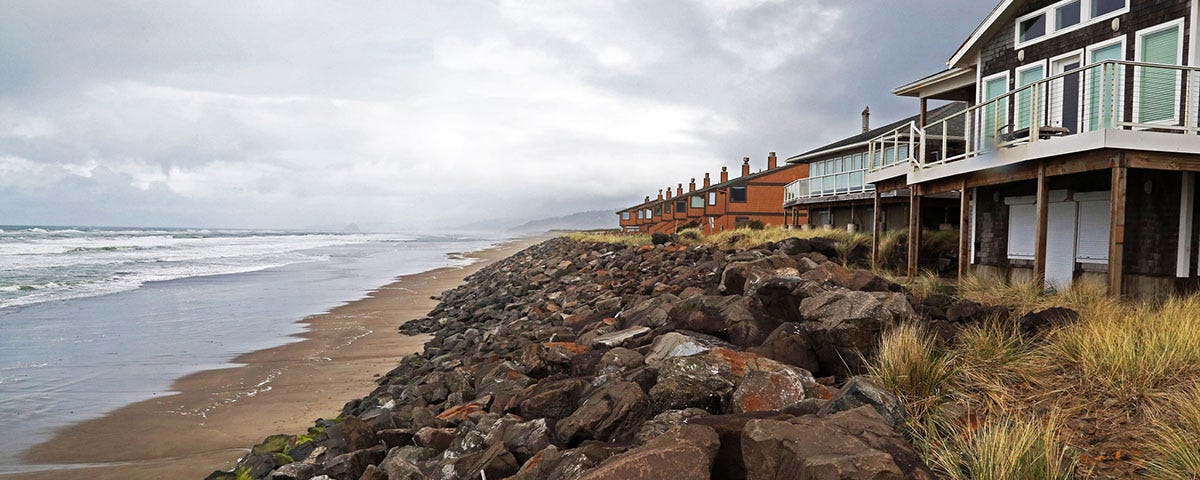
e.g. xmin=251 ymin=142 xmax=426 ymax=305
xmin=2 ymin=236 xmax=545 ymax=480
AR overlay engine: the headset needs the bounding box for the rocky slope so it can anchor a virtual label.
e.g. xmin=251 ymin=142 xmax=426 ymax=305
xmin=208 ymin=236 xmax=1002 ymax=480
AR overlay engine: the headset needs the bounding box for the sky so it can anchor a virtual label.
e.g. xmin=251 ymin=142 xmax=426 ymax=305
xmin=0 ymin=1 xmax=996 ymax=231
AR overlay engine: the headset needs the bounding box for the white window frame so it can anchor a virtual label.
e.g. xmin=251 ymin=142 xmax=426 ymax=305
xmin=1083 ymin=35 xmax=1127 ymax=131
xmin=1132 ymin=18 xmax=1186 ymax=126
xmin=707 ymin=191 xmax=717 ymax=206
xmin=978 ymin=70 xmax=1011 ymax=150
xmin=1014 ymin=0 xmax=1129 ymax=49
xmin=621 ymin=212 xmax=631 ymax=220
xmin=1015 ymin=60 xmax=1049 ymax=129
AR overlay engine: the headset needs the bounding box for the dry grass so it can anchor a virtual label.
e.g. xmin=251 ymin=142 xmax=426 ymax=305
xmin=919 ymin=412 xmax=1078 ymax=480
xmin=957 ymin=275 xmax=1113 ymax=316
xmin=563 ymin=231 xmax=651 ymax=247
xmin=1054 ymin=296 xmax=1200 ymax=398
xmin=905 ymin=270 xmax=955 ymax=303
xmin=873 ymin=280 xmax=1200 ymax=478
xmin=1147 ymin=383 xmax=1200 ymax=479
xmin=868 ymin=323 xmax=957 ymax=419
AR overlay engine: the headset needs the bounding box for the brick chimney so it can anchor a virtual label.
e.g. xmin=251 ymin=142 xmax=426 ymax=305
xmin=768 ymin=152 xmax=777 ymax=170
xmin=677 ymin=184 xmax=683 ymax=197
xmin=657 ymin=189 xmax=663 ymax=201
xmin=688 ymin=178 xmax=696 ymax=192
xmin=720 ymin=166 xmax=729 ymax=183
xmin=861 ymin=106 xmax=870 ymax=133
xmin=741 ymin=157 xmax=750 ymax=177
xmin=703 ymin=173 xmax=711 ymax=188
xmin=665 ymin=187 xmax=672 ymax=199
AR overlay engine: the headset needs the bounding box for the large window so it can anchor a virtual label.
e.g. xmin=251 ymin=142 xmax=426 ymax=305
xmin=1136 ymin=21 xmax=1183 ymax=124
xmin=637 ymin=210 xmax=644 ymax=219
xmin=707 ymin=191 xmax=717 ymax=205
xmin=654 ymin=206 xmax=661 ymax=216
xmin=1015 ymin=0 xmax=1127 ymax=47
xmin=675 ymin=199 xmax=686 ymax=212
xmin=621 ymin=212 xmax=631 ymax=220
xmin=730 ymin=187 xmax=747 ymax=202
xmin=644 ymin=209 xmax=651 ymax=218
xmin=1015 ymin=63 xmax=1046 ymax=129
xmin=690 ymin=196 xmax=704 ymax=208
xmin=1019 ymin=14 xmax=1046 ymax=43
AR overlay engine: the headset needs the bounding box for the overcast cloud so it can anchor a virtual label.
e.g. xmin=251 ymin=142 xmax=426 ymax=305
xmin=0 ymin=1 xmax=994 ymax=230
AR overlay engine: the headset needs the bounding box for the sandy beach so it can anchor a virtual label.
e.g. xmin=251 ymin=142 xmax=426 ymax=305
xmin=4 ymin=236 xmax=543 ymax=480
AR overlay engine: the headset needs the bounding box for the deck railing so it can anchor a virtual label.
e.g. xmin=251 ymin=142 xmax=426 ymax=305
xmin=867 ymin=121 xmax=921 ymax=172
xmin=784 ymin=168 xmax=874 ymax=203
xmin=920 ymin=59 xmax=1200 ymax=169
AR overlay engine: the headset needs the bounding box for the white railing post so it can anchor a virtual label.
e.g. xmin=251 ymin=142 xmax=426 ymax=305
xmin=1030 ymin=84 xmax=1039 ymax=143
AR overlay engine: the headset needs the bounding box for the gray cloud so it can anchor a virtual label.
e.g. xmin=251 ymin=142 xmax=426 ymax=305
xmin=0 ymin=0 xmax=995 ymax=230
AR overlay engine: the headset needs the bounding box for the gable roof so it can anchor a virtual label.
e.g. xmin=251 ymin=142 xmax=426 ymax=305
xmin=948 ymin=0 xmax=1013 ymax=68
xmin=785 ymin=102 xmax=967 ymax=164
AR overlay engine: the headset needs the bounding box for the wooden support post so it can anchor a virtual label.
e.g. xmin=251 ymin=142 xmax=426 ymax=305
xmin=907 ymin=186 xmax=922 ymax=280
xmin=872 ymin=189 xmax=882 ymax=269
xmin=1033 ymin=162 xmax=1049 ymax=289
xmin=1109 ymin=155 xmax=1127 ymax=296
xmin=919 ymin=97 xmax=928 ymax=128
xmin=958 ymin=179 xmax=971 ymax=281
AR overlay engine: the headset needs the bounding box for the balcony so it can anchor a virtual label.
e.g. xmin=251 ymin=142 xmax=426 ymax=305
xmin=908 ymin=60 xmax=1200 ymax=184
xmin=784 ymin=169 xmax=873 ymax=206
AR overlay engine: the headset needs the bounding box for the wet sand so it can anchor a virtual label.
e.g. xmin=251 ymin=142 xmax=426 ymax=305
xmin=5 ymin=237 xmax=544 ymax=480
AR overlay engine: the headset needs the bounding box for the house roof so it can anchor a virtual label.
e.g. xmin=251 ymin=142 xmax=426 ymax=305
xmin=948 ymin=0 xmax=1013 ymax=68
xmin=892 ymin=67 xmax=976 ymax=97
xmin=784 ymin=102 xmax=967 ymax=164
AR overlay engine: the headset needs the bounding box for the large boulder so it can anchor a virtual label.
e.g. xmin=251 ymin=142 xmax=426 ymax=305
xmin=818 ymin=376 xmax=905 ymax=429
xmin=575 ymin=425 xmax=720 ymax=480
xmin=719 ymin=256 xmax=800 ymax=296
xmin=618 ymin=295 xmax=681 ymax=329
xmin=686 ymin=412 xmax=795 ymax=480
xmin=643 ymin=331 xmax=737 ymax=369
xmin=749 ymin=323 xmax=819 ymax=373
xmin=649 ymin=348 xmax=825 ymax=414
xmin=741 ymin=406 xmax=934 ymax=480
xmin=556 ymin=381 xmax=652 ymax=444
xmin=516 ymin=378 xmax=589 ymax=421
xmin=798 ymin=290 xmax=909 ymax=377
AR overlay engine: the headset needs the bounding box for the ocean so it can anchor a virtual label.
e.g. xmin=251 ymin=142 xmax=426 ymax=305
xmin=0 ymin=226 xmax=504 ymax=473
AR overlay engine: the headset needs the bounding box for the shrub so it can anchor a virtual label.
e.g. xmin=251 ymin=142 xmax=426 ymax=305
xmin=1148 ymin=384 xmax=1200 ymax=479
xmin=650 ymin=232 xmax=670 ymax=245
xmin=923 ymin=413 xmax=1077 ymax=480
xmin=868 ymin=323 xmax=956 ymax=419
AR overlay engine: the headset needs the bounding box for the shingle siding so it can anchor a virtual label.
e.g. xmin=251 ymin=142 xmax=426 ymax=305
xmin=980 ymin=0 xmax=1192 ymax=83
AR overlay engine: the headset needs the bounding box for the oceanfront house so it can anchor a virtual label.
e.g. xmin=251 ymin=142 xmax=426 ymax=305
xmin=881 ymin=0 xmax=1200 ymax=298
xmin=782 ymin=105 xmax=967 ymax=242
xmin=615 ymin=153 xmax=810 ymax=235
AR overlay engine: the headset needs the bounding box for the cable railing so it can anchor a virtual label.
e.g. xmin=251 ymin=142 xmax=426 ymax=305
xmin=921 ymin=59 xmax=1200 ymax=169
xmin=867 ymin=121 xmax=921 ymax=172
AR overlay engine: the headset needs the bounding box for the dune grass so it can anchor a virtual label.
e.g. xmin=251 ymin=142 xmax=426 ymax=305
xmin=563 ymin=231 xmax=652 ymax=247
xmin=1147 ymin=383 xmax=1200 ymax=479
xmin=872 ymin=284 xmax=1200 ymax=478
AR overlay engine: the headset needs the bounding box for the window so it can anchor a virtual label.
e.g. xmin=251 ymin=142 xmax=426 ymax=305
xmin=730 ymin=186 xmax=747 ymax=202
xmin=1086 ymin=39 xmax=1124 ymax=131
xmin=1015 ymin=0 xmax=1127 ymax=47
xmin=654 ymin=206 xmax=661 ymax=216
xmin=1056 ymin=1 xmax=1080 ymax=29
xmin=707 ymin=191 xmax=717 ymax=205
xmin=690 ymin=196 xmax=704 ymax=208
xmin=1136 ymin=21 xmax=1182 ymax=124
xmin=664 ymin=204 xmax=671 ymax=214
xmin=644 ymin=209 xmax=651 ymax=218
xmin=812 ymin=161 xmax=822 ymax=176
xmin=982 ymin=72 xmax=1010 ymax=149
xmin=1019 ymin=14 xmax=1046 ymax=42
xmin=675 ymin=199 xmax=686 ymax=212
xmin=1016 ymin=63 xmax=1046 ymax=129
xmin=621 ymin=212 xmax=631 ymax=220
xmin=624 ymin=226 xmax=639 ymax=232
xmin=1092 ymin=0 xmax=1123 ymax=17
xmin=637 ymin=210 xmax=644 ymax=219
